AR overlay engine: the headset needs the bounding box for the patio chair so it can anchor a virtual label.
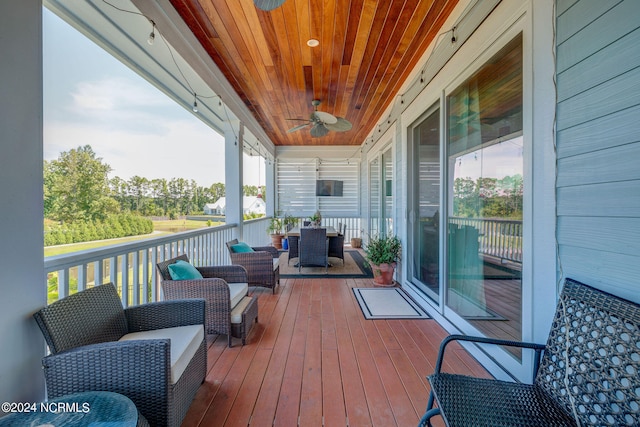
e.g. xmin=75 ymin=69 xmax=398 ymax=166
xmin=33 ymin=282 xmax=206 ymax=427
xmin=287 ymin=235 xmax=299 ymax=265
xmin=156 ymin=254 xmax=255 ymax=347
xmin=226 ymin=239 xmax=280 ymax=293
xmin=298 ymin=227 xmax=329 ymax=272
xmin=328 ymin=233 xmax=345 ymax=265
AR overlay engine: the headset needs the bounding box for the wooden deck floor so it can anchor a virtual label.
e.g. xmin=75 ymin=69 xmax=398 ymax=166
xmin=182 ymin=277 xmax=490 ymax=427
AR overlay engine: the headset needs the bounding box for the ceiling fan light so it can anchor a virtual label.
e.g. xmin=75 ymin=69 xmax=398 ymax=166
xmin=254 ymin=0 xmax=286 ymax=11
xmin=307 ymin=39 xmax=320 ymax=47
xmin=310 ymin=124 xmax=329 ymax=138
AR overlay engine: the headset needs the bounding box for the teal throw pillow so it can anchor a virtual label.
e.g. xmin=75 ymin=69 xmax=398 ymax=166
xmin=167 ymin=260 xmax=204 ymax=280
xmin=231 ymin=242 xmax=254 ymax=253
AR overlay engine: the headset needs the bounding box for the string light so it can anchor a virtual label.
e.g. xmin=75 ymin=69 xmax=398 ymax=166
xmin=192 ymin=93 xmax=198 ymax=113
xmin=147 ymin=19 xmax=156 ymax=45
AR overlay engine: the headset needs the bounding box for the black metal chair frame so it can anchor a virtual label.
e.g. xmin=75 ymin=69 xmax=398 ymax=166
xmin=420 ymin=278 xmax=640 ymax=427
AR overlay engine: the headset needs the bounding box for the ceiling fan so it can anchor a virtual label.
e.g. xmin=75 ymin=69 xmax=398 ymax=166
xmin=287 ymin=100 xmax=353 ymax=138
xmin=253 ymin=0 xmax=287 ymax=11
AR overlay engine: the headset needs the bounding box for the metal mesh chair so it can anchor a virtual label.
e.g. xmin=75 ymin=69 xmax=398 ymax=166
xmin=420 ymin=278 xmax=640 ymax=427
xmin=156 ymin=254 xmax=250 ymax=347
xmin=226 ymin=239 xmax=280 ymax=293
xmin=33 ymin=283 xmax=206 ymax=427
xmin=298 ymin=227 xmax=329 ymax=272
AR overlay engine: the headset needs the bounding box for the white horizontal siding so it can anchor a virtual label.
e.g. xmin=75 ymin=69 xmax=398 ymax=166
xmin=276 ymin=159 xmax=359 ymax=217
xmin=557 ymin=181 xmax=640 ymax=217
xmin=556 ymin=0 xmax=640 ymax=303
xmin=556 ymin=0 xmax=637 ymax=70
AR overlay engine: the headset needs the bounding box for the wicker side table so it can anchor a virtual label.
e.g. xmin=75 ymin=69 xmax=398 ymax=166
xmin=230 ymin=295 xmax=258 ymax=345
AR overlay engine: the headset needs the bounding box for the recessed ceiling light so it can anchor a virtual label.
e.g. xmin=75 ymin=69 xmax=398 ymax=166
xmin=307 ymin=39 xmax=319 ymax=47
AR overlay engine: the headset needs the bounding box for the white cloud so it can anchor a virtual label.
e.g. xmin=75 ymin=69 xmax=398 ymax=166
xmin=71 ymin=77 xmax=171 ymax=112
xmin=45 ymin=117 xmax=227 ymax=186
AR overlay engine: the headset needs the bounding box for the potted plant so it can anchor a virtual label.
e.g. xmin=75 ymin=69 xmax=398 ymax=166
xmin=364 ymin=234 xmax=401 ymax=286
xmin=309 ymin=211 xmax=322 ymax=227
xmin=281 ymin=214 xmax=298 ymax=250
xmin=267 ymin=217 xmax=283 ymax=249
xmin=283 ymin=214 xmax=298 ymax=232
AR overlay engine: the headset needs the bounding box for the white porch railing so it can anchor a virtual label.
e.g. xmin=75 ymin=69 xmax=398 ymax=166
xmin=449 ymin=217 xmax=523 ymax=264
xmin=289 ymin=217 xmax=362 ymax=242
xmin=44 ymin=223 xmax=247 ymax=306
xmin=43 ymin=216 xmax=359 ymax=307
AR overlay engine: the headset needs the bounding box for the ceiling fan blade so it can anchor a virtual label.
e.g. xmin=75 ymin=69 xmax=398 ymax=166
xmin=325 ymin=117 xmax=352 ymax=132
xmin=254 ymin=0 xmax=286 ymax=11
xmin=287 ymin=123 xmax=310 ymax=133
xmin=310 ymin=123 xmax=329 ymax=138
xmin=313 ymin=111 xmax=338 ymax=125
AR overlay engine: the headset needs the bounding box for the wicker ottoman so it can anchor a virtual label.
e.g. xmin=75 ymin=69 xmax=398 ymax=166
xmin=230 ymin=296 xmax=258 ymax=345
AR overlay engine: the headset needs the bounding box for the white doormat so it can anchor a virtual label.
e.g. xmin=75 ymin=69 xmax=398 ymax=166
xmin=353 ymin=287 xmax=429 ymax=319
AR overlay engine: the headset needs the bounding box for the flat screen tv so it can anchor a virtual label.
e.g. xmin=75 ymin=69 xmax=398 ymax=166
xmin=316 ymin=180 xmax=343 ymax=196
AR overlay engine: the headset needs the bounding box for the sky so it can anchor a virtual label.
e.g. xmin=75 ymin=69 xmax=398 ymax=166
xmin=453 ymin=136 xmax=524 ymax=181
xmin=42 ymin=8 xmax=264 ymax=188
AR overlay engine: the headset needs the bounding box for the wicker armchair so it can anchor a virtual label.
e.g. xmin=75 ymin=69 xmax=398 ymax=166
xmin=287 ymin=235 xmax=299 ymax=265
xmin=156 ymin=254 xmax=250 ymax=347
xmin=298 ymin=227 xmax=329 ymax=272
xmin=33 ymin=283 xmax=206 ymax=427
xmin=328 ymin=234 xmax=345 ymax=265
xmin=226 ymin=239 xmax=280 ymax=293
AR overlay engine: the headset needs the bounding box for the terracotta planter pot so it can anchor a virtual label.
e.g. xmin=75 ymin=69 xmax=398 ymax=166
xmin=270 ymin=234 xmax=283 ymax=249
xmin=372 ymin=262 xmax=396 ymax=286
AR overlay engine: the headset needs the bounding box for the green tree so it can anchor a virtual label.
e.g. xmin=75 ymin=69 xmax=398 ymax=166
xmin=45 ymin=145 xmax=118 ymax=222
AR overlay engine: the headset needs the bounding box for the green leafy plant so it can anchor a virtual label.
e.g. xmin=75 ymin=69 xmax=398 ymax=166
xmin=267 ymin=217 xmax=283 ymax=235
xmin=283 ymin=213 xmax=298 ymax=231
xmin=364 ymin=234 xmax=401 ymax=265
xmin=309 ymin=211 xmax=322 ymax=225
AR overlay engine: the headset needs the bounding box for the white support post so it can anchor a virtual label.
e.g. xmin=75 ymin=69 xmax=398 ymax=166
xmin=225 ymin=120 xmax=244 ymax=239
xmin=0 ymin=0 xmax=46 ymax=404
xmin=265 ymin=156 xmax=276 ymax=217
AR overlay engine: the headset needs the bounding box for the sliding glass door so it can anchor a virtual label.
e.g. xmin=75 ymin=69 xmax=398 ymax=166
xmin=408 ymin=34 xmax=524 ymax=357
xmin=369 ymin=158 xmax=380 ymax=237
xmin=409 ymin=106 xmax=441 ymax=301
xmin=382 ymin=148 xmax=393 ymax=235
xmin=446 ymin=35 xmax=523 ymax=352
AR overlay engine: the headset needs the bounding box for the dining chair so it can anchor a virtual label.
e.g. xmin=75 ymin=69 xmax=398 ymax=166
xmin=298 ymin=227 xmax=329 ymax=272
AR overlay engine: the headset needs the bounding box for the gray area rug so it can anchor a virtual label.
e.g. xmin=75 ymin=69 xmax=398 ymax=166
xmin=280 ymin=250 xmax=373 ymax=278
xmin=353 ymin=287 xmax=430 ymax=320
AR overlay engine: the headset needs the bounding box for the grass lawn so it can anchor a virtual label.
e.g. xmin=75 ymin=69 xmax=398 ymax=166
xmin=45 ymin=219 xmax=223 ymax=257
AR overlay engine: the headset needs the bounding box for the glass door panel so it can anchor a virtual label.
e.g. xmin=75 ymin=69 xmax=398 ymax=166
xmin=410 ymin=108 xmax=440 ymax=300
xmin=446 ymin=35 xmax=524 ymax=356
xmin=382 ymin=148 xmax=393 ymax=235
xmin=369 ymin=159 xmax=380 ymax=237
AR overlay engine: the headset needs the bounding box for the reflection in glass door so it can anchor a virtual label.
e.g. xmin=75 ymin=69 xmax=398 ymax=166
xmin=382 ymin=148 xmax=393 ymax=235
xmin=409 ymin=107 xmax=440 ymax=300
xmin=369 ymin=159 xmax=380 ymax=237
xmin=445 ymin=35 xmax=523 ymax=355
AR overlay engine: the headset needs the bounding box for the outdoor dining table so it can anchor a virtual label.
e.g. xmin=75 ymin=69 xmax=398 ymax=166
xmin=286 ymin=225 xmax=338 ymax=237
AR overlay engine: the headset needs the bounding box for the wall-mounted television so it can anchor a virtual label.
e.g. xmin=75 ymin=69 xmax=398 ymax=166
xmin=316 ymin=180 xmax=343 ymax=196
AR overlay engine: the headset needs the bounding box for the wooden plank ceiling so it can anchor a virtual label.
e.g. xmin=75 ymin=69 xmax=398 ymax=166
xmin=171 ymin=0 xmax=459 ymax=146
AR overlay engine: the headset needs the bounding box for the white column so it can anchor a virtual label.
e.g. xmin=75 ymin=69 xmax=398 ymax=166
xmin=0 ymin=0 xmax=46 ymax=403
xmin=224 ymin=120 xmax=244 ymax=239
xmin=265 ymin=156 xmax=276 ymax=217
